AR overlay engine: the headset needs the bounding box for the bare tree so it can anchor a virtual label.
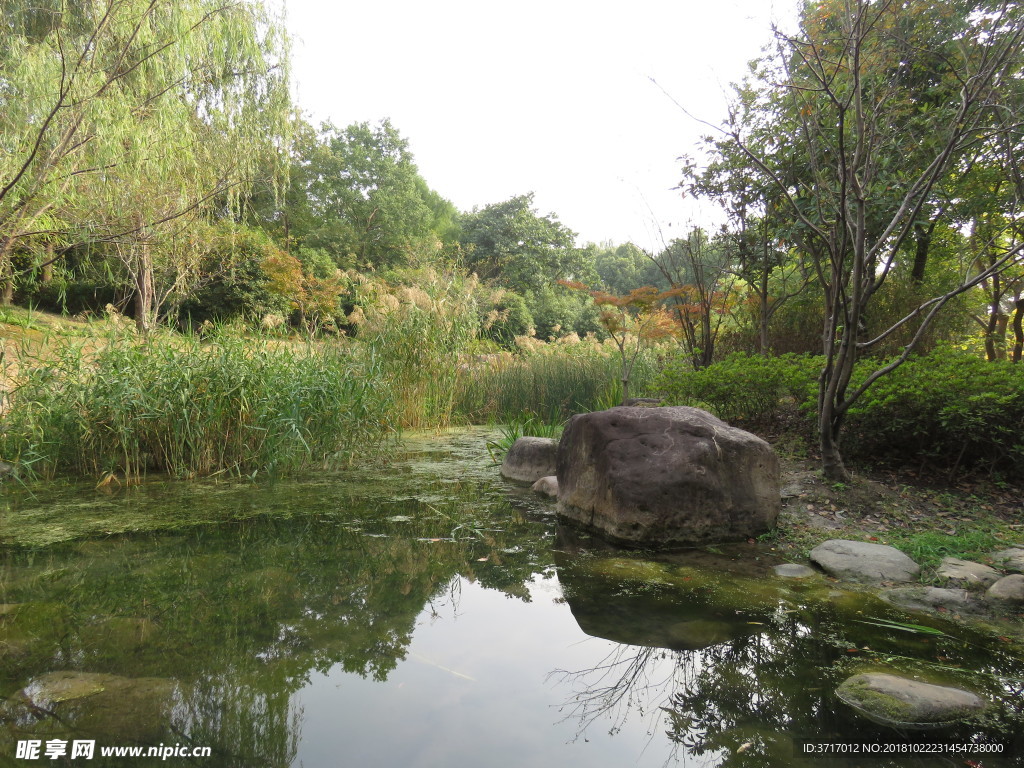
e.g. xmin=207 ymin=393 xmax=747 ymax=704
xmin=718 ymin=0 xmax=1024 ymax=479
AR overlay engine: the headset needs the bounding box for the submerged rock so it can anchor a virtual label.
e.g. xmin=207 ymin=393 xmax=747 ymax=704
xmin=499 ymin=437 xmax=558 ymax=483
xmin=986 ymin=574 xmax=1024 ymax=605
xmin=809 ymin=540 xmax=919 ymax=584
xmin=556 ymin=406 xmax=780 ymax=548
xmin=530 ymin=475 xmax=558 ymax=498
xmin=2 ymin=671 xmax=180 ymax=742
xmin=937 ymin=557 xmax=1000 ymax=588
xmin=773 ymin=563 xmax=818 ymax=579
xmin=836 ymin=672 xmax=987 ymax=728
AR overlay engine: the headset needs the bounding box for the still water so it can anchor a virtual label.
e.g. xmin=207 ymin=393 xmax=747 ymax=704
xmin=1 ymin=428 xmax=1022 ymax=767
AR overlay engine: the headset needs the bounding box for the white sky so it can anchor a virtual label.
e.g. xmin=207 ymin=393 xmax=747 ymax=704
xmin=283 ymin=0 xmax=797 ymax=250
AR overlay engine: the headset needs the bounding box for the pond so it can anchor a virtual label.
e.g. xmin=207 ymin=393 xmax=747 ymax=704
xmin=1 ymin=428 xmax=1022 ymax=767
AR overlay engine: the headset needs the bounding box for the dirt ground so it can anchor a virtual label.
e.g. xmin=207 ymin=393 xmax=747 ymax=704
xmin=772 ymin=451 xmax=1024 ymax=564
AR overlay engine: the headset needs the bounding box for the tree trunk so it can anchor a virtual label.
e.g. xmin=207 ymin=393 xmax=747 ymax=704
xmin=134 ymin=241 xmax=155 ymax=334
xmin=819 ymin=421 xmax=850 ymax=482
xmin=0 ymin=237 xmax=13 ymax=305
xmin=910 ymin=221 xmax=932 ymax=283
xmin=42 ymin=242 xmax=54 ymax=283
xmin=759 ymin=255 xmax=771 ymax=355
xmin=1012 ymin=296 xmax=1023 ymax=363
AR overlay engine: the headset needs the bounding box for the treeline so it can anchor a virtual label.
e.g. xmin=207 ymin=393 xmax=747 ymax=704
xmin=3 ymin=0 xmax=1024 ymax=484
xmin=0 ymin=0 xmax=626 ymax=342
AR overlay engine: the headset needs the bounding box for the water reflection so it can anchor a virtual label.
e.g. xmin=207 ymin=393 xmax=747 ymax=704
xmin=0 ymin=429 xmax=1022 ymax=767
xmin=553 ymin=535 xmax=1024 ymax=767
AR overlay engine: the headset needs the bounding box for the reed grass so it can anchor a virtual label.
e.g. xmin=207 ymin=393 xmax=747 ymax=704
xmin=0 ymin=327 xmax=397 ymax=479
xmin=454 ymin=344 xmax=664 ymax=426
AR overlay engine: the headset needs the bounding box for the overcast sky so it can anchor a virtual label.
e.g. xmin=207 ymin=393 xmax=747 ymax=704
xmin=283 ymin=0 xmax=797 ymax=250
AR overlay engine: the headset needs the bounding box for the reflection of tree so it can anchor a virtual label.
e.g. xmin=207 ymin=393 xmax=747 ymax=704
xmin=553 ymin=549 xmax=1024 ymax=767
xmin=0 ymin=466 xmax=554 ymax=768
xmin=550 ymin=644 xmax=683 ymax=739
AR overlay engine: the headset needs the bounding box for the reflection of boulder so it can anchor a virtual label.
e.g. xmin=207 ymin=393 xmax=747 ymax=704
xmin=556 ymin=406 xmax=780 ymax=547
xmin=2 ymin=671 xmax=181 ymax=742
xmin=556 ymin=552 xmax=767 ymax=651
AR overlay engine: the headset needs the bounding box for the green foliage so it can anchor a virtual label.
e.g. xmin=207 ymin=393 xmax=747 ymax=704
xmin=524 ymin=283 xmax=601 ymax=340
xmin=657 ymin=346 xmax=1024 ymax=479
xmin=177 ymin=226 xmax=290 ymax=327
xmin=458 ymin=193 xmax=592 ymax=293
xmin=844 ymin=349 xmax=1024 ymax=477
xmin=655 ymin=352 xmax=822 ymax=424
xmin=479 ymin=289 xmax=534 ymax=348
xmin=276 ymin=119 xmax=455 ymax=271
xmin=1 ymin=0 xmax=293 ymax=318
xmin=592 ymin=242 xmax=659 ymax=294
xmin=0 ymin=329 xmax=396 ymax=479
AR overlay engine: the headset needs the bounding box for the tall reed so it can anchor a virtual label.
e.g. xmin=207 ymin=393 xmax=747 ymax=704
xmin=454 ymin=342 xmax=664 ymax=425
xmin=0 ymin=327 xmax=397 ymax=479
xmin=352 ymin=272 xmax=479 ymax=429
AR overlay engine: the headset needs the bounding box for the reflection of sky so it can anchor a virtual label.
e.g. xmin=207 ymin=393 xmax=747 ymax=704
xmin=292 ymin=574 xmax=718 ymax=768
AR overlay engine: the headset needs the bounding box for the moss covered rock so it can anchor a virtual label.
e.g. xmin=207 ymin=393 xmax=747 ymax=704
xmin=836 ymin=672 xmax=987 ymax=728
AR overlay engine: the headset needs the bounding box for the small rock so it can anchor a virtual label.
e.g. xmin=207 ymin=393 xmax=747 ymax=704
xmin=530 ymin=475 xmax=558 ymax=498
xmin=0 ymin=461 xmax=15 ymax=480
xmin=809 ymin=540 xmax=920 ymax=584
xmin=986 ymin=574 xmax=1024 ymax=604
xmin=836 ymin=672 xmax=987 ymax=728
xmin=936 ymin=557 xmax=1000 ymax=588
xmin=991 ymin=547 xmax=1024 ymax=574
xmin=773 ymin=563 xmax=818 ymax=579
xmin=881 ymin=586 xmax=984 ymax=615
xmin=499 ymin=437 xmax=558 ymax=483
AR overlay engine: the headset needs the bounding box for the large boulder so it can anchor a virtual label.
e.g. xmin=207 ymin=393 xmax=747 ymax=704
xmin=555 ymin=406 xmax=780 ymax=548
xmin=880 ymin=586 xmax=984 ymax=616
xmin=809 ymin=539 xmax=920 ymax=584
xmin=530 ymin=475 xmax=558 ymax=498
xmin=499 ymin=437 xmax=558 ymax=483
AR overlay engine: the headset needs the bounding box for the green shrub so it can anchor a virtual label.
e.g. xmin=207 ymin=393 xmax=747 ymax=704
xmin=655 ymin=352 xmax=822 ymax=425
xmin=844 ymin=348 xmax=1024 ymax=476
xmin=654 ymin=347 xmax=1024 ymax=478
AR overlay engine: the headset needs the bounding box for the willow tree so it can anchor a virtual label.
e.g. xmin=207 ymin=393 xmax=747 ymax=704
xmin=0 ymin=0 xmax=292 ymax=326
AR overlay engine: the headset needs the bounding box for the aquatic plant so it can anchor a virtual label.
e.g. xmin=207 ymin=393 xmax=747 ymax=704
xmin=484 ymin=414 xmax=563 ymax=465
xmin=351 ymin=270 xmax=479 ymax=429
xmin=455 ymin=340 xmax=662 ymax=426
xmin=0 ymin=327 xmax=396 ymax=479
